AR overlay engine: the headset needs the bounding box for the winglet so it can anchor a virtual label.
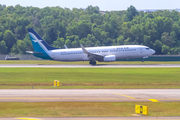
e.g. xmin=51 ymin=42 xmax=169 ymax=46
xmin=64 ymin=45 xmax=68 ymax=49
xmin=80 ymin=44 xmax=89 ymax=54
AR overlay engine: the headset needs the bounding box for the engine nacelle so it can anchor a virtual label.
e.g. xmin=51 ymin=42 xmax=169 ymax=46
xmin=104 ymin=55 xmax=116 ymax=62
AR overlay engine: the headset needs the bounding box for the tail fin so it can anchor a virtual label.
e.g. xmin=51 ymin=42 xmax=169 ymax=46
xmin=28 ymin=28 xmax=58 ymax=53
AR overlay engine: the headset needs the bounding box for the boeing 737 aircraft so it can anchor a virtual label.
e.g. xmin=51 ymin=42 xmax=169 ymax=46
xmin=27 ymin=28 xmax=155 ymax=65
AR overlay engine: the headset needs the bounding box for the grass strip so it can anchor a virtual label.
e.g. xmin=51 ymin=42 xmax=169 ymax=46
xmin=0 ymin=68 xmax=180 ymax=89
xmin=0 ymin=102 xmax=180 ymax=117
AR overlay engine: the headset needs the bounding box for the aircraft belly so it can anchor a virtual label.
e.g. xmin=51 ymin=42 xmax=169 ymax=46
xmin=55 ymin=54 xmax=87 ymax=61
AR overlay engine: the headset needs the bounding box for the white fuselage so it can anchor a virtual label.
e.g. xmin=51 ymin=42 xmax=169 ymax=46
xmin=48 ymin=45 xmax=155 ymax=61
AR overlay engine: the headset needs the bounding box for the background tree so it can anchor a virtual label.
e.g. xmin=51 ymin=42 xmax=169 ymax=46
xmin=3 ymin=30 xmax=16 ymax=52
xmin=0 ymin=4 xmax=180 ymax=55
xmin=53 ymin=38 xmax=65 ymax=48
xmin=162 ymin=45 xmax=170 ymax=54
xmin=126 ymin=5 xmax=139 ymax=21
xmin=0 ymin=40 xmax=7 ymax=54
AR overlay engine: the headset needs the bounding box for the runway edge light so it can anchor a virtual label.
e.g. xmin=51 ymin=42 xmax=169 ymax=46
xmin=135 ymin=105 xmax=148 ymax=115
xmin=54 ymin=80 xmax=60 ymax=87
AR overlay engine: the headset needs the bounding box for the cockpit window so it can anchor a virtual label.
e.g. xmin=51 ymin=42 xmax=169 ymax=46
xmin=146 ymin=48 xmax=150 ymax=50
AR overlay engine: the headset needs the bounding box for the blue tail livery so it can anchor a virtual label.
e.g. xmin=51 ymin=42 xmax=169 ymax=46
xmin=27 ymin=28 xmax=58 ymax=59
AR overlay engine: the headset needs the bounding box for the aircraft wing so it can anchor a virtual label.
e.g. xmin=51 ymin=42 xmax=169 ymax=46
xmin=80 ymin=44 xmax=104 ymax=61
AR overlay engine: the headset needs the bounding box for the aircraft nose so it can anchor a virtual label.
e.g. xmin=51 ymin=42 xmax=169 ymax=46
xmin=151 ymin=49 xmax=155 ymax=54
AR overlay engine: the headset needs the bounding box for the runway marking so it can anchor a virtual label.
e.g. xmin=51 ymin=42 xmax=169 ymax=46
xmin=103 ymin=91 xmax=135 ymax=99
xmin=16 ymin=118 xmax=40 ymax=120
xmin=0 ymin=98 xmax=134 ymax=100
xmin=149 ymin=99 xmax=159 ymax=102
xmin=113 ymin=93 xmax=135 ymax=99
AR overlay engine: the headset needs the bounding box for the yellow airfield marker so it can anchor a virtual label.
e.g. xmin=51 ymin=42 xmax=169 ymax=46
xmin=149 ymin=99 xmax=159 ymax=102
xmin=16 ymin=118 xmax=40 ymax=120
xmin=135 ymin=105 xmax=148 ymax=115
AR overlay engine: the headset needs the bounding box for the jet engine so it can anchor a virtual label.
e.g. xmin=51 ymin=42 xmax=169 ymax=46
xmin=104 ymin=55 xmax=116 ymax=62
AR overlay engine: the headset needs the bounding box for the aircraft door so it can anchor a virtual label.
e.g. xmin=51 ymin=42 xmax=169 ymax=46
xmin=51 ymin=53 xmax=56 ymax=59
xmin=140 ymin=48 xmax=143 ymax=53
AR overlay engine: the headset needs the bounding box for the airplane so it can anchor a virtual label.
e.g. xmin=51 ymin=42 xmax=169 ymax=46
xmin=27 ymin=28 xmax=155 ymax=65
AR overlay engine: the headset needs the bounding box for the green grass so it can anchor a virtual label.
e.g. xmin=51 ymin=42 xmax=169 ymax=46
xmin=1 ymin=68 xmax=180 ymax=89
xmin=0 ymin=102 xmax=180 ymax=117
xmin=1 ymin=60 xmax=180 ymax=64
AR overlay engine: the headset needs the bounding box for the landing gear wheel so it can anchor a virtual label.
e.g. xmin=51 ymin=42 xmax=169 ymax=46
xmin=92 ymin=61 xmax=96 ymax=65
xmin=141 ymin=59 xmax=144 ymax=62
xmin=89 ymin=61 xmax=96 ymax=65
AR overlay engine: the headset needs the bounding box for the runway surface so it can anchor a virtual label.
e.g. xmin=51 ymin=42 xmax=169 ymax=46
xmin=1 ymin=117 xmax=180 ymax=120
xmin=1 ymin=89 xmax=180 ymax=102
xmin=1 ymin=64 xmax=180 ymax=68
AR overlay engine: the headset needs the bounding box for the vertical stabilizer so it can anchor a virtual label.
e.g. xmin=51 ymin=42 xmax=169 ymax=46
xmin=27 ymin=28 xmax=58 ymax=60
xmin=28 ymin=28 xmax=58 ymax=52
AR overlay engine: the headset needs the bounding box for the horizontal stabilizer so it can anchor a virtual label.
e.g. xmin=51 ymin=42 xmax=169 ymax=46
xmin=26 ymin=51 xmax=44 ymax=54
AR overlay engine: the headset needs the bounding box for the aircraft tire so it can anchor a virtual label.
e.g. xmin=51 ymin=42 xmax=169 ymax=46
xmin=92 ymin=61 xmax=96 ymax=65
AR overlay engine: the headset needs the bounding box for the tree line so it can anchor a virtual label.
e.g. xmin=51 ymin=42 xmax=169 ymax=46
xmin=0 ymin=4 xmax=180 ymax=55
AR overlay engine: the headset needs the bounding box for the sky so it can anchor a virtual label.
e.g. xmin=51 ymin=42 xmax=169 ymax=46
xmin=1 ymin=0 xmax=180 ymax=11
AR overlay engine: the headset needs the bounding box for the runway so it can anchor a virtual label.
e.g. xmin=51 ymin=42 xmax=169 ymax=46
xmin=1 ymin=89 xmax=180 ymax=102
xmin=1 ymin=117 xmax=180 ymax=120
xmin=0 ymin=64 xmax=180 ymax=68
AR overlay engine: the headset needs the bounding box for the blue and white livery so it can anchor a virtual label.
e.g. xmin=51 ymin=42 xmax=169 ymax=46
xmin=27 ymin=28 xmax=155 ymax=65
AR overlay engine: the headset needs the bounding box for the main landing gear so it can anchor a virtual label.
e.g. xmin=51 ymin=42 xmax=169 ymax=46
xmin=89 ymin=60 xmax=96 ymax=65
xmin=141 ymin=59 xmax=144 ymax=62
